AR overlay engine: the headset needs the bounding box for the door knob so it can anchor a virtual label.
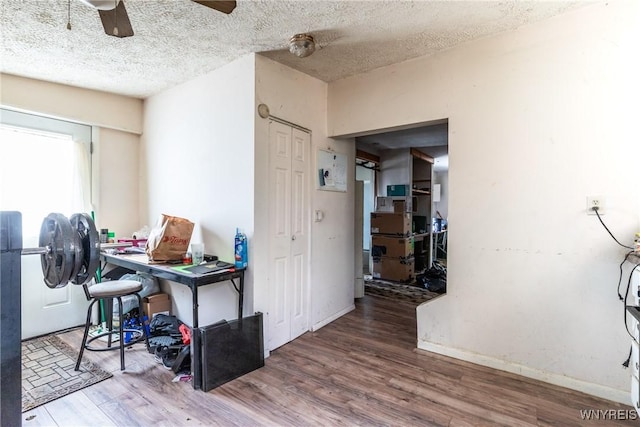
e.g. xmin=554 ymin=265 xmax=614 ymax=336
xmin=291 ymin=235 xmax=296 ymax=241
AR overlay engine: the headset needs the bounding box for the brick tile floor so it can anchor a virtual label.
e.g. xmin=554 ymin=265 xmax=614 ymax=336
xmin=21 ymin=334 xmax=112 ymax=412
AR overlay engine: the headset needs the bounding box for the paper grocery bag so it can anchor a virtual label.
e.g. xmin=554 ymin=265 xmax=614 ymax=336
xmin=145 ymin=214 xmax=194 ymax=262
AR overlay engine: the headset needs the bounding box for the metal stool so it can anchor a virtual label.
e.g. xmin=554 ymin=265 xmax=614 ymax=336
xmin=75 ymin=279 xmax=150 ymax=371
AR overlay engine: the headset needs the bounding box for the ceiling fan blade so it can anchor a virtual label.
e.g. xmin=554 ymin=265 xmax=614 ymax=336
xmin=192 ymin=1 xmax=237 ymax=14
xmin=98 ymin=1 xmax=134 ymax=38
xmin=79 ymin=0 xmax=117 ymax=10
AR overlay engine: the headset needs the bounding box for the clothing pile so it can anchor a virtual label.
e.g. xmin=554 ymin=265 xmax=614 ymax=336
xmin=416 ymin=261 xmax=447 ymax=294
xmin=147 ymin=314 xmax=191 ymax=373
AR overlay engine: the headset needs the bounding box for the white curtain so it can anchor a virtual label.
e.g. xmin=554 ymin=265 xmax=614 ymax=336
xmin=72 ymin=137 xmax=93 ymax=215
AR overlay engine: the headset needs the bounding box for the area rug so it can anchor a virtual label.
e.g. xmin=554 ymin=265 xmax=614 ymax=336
xmin=365 ymin=278 xmax=441 ymax=305
xmin=21 ymin=334 xmax=112 ymax=412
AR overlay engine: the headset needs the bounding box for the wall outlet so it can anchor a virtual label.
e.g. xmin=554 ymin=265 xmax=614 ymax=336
xmin=587 ymin=196 xmax=605 ymax=215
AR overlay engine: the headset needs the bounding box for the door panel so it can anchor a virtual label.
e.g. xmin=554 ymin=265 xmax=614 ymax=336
xmin=274 ymin=168 xmax=290 ymax=236
xmin=289 ymin=128 xmax=309 ymax=338
xmin=268 ymin=121 xmax=310 ymax=351
xmin=292 ymin=253 xmax=304 ymax=318
xmin=269 ymin=122 xmax=293 ymax=348
xmin=291 ymin=252 xmax=306 ymax=338
xmin=292 ymin=171 xmax=304 ymax=235
xmin=273 ymin=256 xmax=288 ymax=326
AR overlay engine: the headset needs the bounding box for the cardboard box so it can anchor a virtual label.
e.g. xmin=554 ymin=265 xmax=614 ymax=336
xmin=387 ymin=184 xmax=410 ymax=196
xmin=371 ymin=235 xmax=414 ymax=259
xmin=372 ymin=256 xmax=415 ymax=282
xmin=376 ymin=196 xmax=412 ymax=213
xmin=370 ymin=212 xmax=412 ymax=237
xmin=375 ymin=196 xmax=395 ymax=212
xmin=143 ymin=293 xmax=171 ymax=319
xmin=392 ymin=197 xmax=413 ymax=213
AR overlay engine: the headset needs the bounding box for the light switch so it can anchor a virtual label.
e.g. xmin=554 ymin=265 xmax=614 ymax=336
xmin=315 ymin=210 xmax=324 ymax=222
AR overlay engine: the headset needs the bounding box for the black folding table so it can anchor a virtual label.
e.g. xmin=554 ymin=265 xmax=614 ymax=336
xmin=100 ymin=252 xmax=245 ymax=390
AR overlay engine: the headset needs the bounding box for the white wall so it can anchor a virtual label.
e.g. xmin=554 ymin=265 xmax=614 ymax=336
xmin=0 ymin=74 xmax=143 ymax=134
xmin=142 ymin=55 xmax=256 ymax=327
xmin=142 ymin=54 xmax=355 ymax=342
xmin=327 ymin=1 xmax=640 ymax=404
xmin=378 ymin=149 xmax=411 ymax=197
xmin=254 ymin=55 xmax=355 ymax=335
xmin=0 ymin=74 xmax=143 ymax=236
xmin=92 ymin=128 xmax=140 ymax=238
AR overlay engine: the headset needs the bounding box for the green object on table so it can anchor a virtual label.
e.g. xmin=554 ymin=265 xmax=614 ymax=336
xmin=171 ymin=264 xmax=195 ymax=273
xmin=91 ymin=211 xmax=105 ymax=324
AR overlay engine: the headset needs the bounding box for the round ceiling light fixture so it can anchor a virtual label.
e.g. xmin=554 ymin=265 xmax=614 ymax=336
xmin=289 ymin=34 xmax=316 ymax=58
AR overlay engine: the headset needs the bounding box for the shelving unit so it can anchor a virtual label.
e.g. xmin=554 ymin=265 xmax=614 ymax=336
xmin=372 ymin=147 xmax=439 ymax=281
xmin=412 ymin=189 xmax=430 ymax=196
xmin=411 ymin=149 xmax=434 ymax=273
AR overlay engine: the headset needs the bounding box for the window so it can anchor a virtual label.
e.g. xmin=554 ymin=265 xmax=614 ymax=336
xmin=0 ymin=109 xmax=92 ymax=243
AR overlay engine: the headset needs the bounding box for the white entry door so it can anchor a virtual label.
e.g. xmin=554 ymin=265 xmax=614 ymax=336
xmin=268 ymin=120 xmax=310 ymax=351
xmin=0 ymin=111 xmax=92 ymax=339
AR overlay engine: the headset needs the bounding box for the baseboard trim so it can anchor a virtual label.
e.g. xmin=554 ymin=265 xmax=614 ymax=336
xmin=312 ymin=304 xmax=355 ymax=331
xmin=417 ymin=340 xmax=630 ymax=405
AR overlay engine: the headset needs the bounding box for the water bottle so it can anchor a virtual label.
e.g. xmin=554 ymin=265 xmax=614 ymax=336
xmin=234 ymin=228 xmax=248 ymax=268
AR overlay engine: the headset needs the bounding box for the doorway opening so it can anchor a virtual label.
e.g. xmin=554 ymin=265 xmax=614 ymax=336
xmin=355 ymin=151 xmax=379 ymax=276
xmin=355 ymin=120 xmax=448 ymax=299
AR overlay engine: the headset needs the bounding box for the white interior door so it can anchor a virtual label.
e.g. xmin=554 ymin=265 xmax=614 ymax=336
xmin=268 ymin=121 xmax=310 ymax=351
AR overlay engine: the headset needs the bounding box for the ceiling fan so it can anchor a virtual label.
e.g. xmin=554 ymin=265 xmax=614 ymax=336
xmin=79 ymin=0 xmax=236 ymax=38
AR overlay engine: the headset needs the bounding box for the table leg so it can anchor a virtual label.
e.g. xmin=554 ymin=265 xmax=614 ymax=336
xmin=238 ymin=273 xmax=244 ymax=319
xmin=191 ymin=285 xmax=201 ymax=390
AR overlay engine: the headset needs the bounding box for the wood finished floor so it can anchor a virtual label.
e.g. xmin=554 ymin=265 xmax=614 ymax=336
xmin=23 ymin=295 xmax=637 ymax=426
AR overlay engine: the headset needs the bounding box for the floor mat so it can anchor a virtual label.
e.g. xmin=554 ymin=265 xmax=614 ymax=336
xmin=364 ymin=277 xmax=441 ymax=305
xmin=21 ymin=333 xmax=112 ymax=412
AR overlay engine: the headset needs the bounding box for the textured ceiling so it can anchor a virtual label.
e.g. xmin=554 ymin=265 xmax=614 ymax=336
xmin=0 ymin=0 xmax=590 ymax=99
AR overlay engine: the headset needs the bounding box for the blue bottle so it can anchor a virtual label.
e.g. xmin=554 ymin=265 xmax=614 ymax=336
xmin=143 ymin=315 xmax=150 ymax=337
xmin=234 ymin=228 xmax=248 ymax=268
xmin=124 ymin=319 xmax=132 ymax=344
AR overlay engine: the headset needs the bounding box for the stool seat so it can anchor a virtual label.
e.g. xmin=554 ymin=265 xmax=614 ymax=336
xmin=88 ymin=280 xmax=142 ymax=298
